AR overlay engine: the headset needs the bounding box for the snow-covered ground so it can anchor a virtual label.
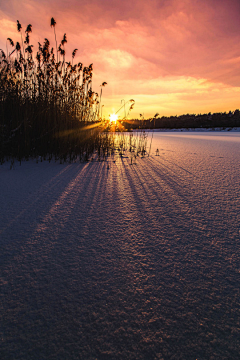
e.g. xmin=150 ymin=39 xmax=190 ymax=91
xmin=1 ymin=132 xmax=240 ymax=359
xmin=135 ymin=127 xmax=240 ymax=132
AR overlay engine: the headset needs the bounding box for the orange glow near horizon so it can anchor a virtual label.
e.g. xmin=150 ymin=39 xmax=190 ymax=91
xmin=109 ymin=113 xmax=118 ymax=123
xmin=1 ymin=0 xmax=240 ymax=118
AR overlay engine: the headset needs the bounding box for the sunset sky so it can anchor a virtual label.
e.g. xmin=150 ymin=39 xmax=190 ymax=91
xmin=1 ymin=0 xmax=240 ymax=119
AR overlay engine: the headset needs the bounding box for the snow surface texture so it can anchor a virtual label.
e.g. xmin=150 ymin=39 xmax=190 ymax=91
xmin=141 ymin=127 xmax=240 ymax=132
xmin=1 ymin=132 xmax=240 ymax=360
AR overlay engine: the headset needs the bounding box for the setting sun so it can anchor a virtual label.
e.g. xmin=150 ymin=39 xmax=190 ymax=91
xmin=109 ymin=113 xmax=118 ymax=123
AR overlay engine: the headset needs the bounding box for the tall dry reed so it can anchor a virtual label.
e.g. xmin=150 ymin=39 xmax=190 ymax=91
xmin=0 ymin=18 xmax=107 ymax=164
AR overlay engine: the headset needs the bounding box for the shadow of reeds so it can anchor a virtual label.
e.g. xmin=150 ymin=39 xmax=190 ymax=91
xmin=0 ymin=163 xmax=77 ymax=236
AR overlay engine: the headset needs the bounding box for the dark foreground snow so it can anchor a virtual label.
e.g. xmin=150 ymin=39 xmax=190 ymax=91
xmin=1 ymin=132 xmax=240 ymax=359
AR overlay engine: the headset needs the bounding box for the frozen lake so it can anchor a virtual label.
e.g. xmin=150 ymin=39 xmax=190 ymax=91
xmin=1 ymin=132 xmax=240 ymax=359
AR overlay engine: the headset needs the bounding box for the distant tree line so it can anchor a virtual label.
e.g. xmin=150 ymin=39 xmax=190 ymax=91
xmin=123 ymin=110 xmax=240 ymax=130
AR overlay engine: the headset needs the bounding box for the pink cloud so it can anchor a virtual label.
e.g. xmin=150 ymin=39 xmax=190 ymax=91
xmin=1 ymin=0 xmax=240 ymax=117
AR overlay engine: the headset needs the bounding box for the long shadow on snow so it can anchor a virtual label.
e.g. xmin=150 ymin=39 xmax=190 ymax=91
xmin=0 ymin=163 xmax=83 ymax=237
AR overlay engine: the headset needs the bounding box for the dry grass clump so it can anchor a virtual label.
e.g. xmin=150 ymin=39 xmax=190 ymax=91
xmin=94 ymin=131 xmax=150 ymax=164
xmin=0 ymin=18 xmax=107 ymax=164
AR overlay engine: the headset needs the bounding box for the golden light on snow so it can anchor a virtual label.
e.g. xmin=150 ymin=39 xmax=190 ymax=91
xmin=109 ymin=113 xmax=118 ymax=123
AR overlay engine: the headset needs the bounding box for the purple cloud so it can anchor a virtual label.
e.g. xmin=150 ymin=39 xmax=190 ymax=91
xmin=1 ymin=0 xmax=240 ymax=116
